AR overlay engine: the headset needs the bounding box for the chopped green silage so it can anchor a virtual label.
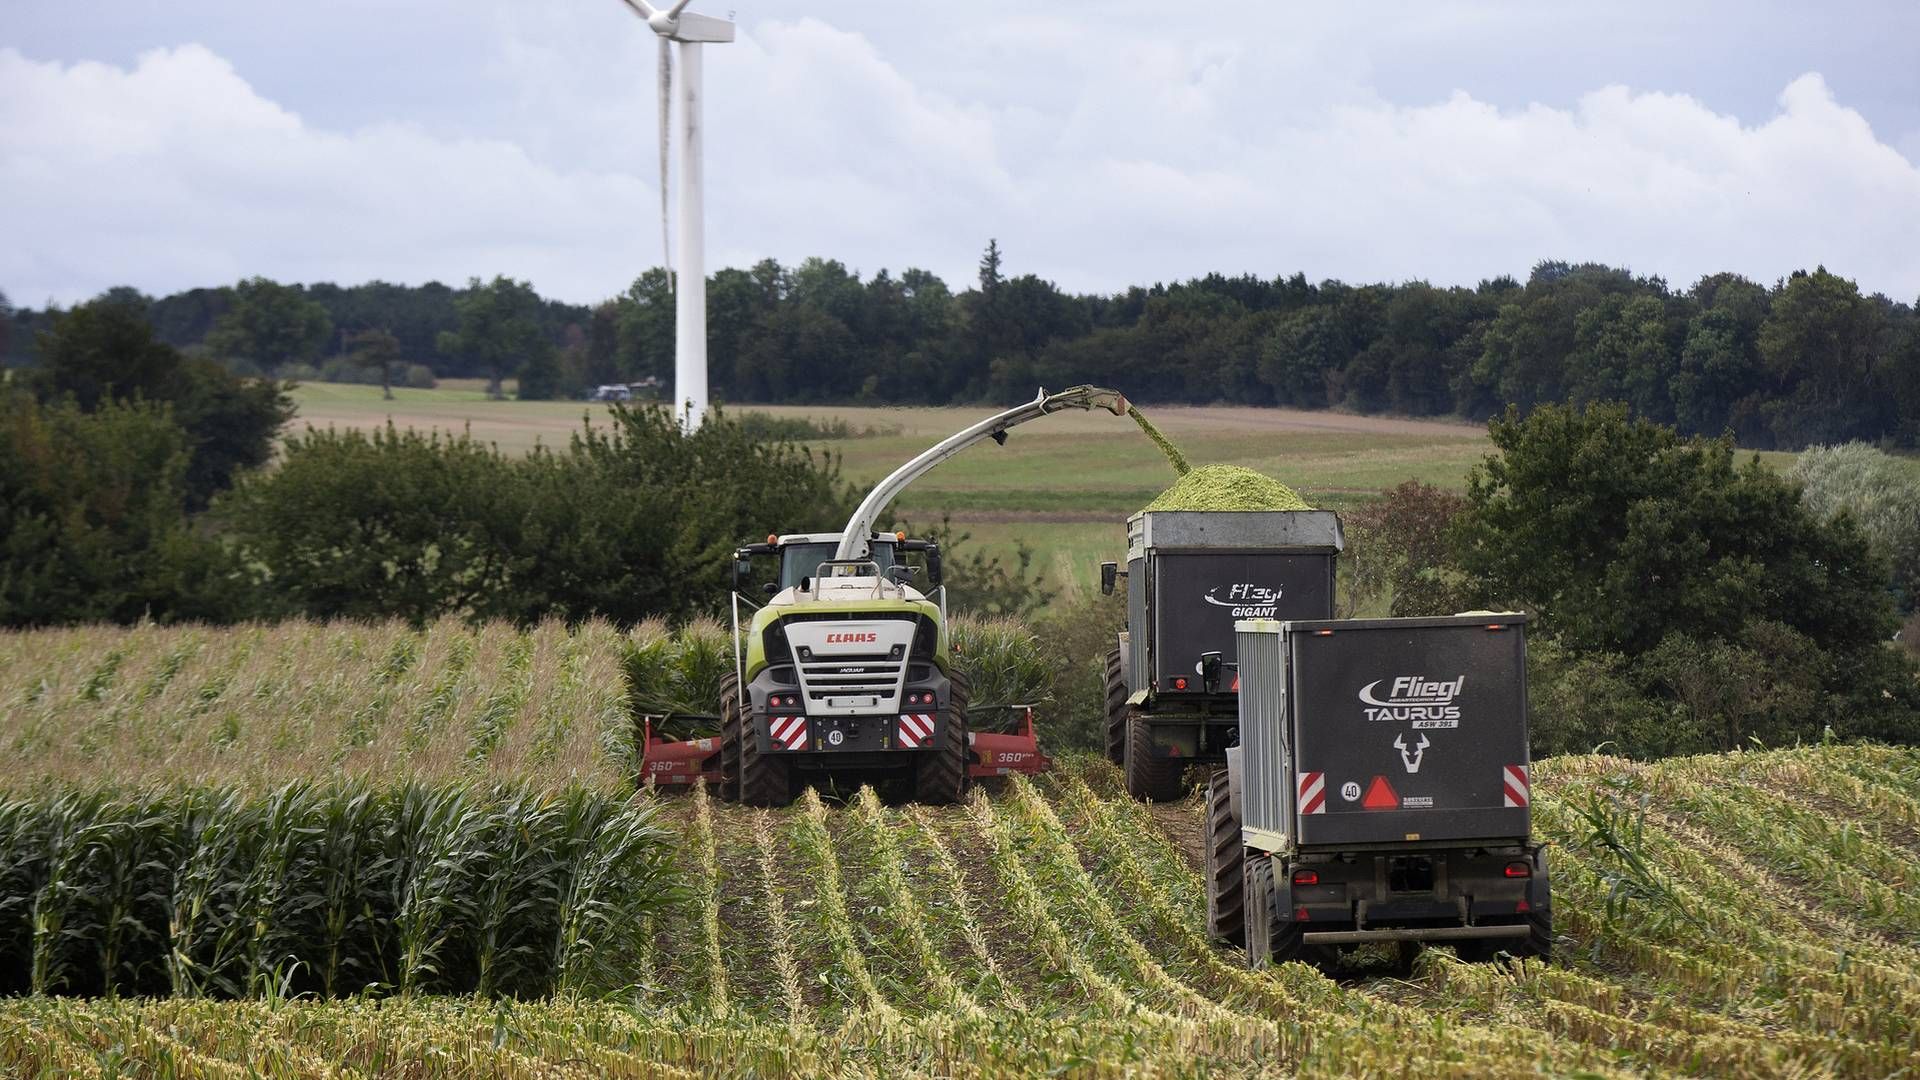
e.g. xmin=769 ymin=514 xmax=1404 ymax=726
xmin=1127 ymin=405 xmax=1190 ymax=476
xmin=1141 ymin=463 xmax=1313 ymax=512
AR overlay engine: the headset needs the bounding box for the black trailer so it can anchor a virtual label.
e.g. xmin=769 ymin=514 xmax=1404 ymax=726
xmin=1205 ymin=613 xmax=1552 ymax=966
xmin=1101 ymin=509 xmax=1343 ymax=801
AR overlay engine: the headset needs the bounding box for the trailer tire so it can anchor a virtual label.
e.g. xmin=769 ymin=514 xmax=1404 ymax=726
xmin=736 ymin=687 xmax=795 ymax=809
xmin=1204 ymin=769 xmax=1245 ymax=946
xmin=1103 ymin=648 xmax=1128 ymax=766
xmin=1123 ymin=709 xmax=1185 ymax=802
xmin=914 ymin=670 xmax=971 ymax=805
xmin=717 ymin=673 xmax=743 ymax=803
xmin=1523 ymin=909 xmax=1553 ymax=961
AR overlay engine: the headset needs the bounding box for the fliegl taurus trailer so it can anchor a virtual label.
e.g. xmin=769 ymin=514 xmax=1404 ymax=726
xmin=1100 ymin=510 xmax=1345 ymax=802
xmin=1206 ymin=614 xmax=1551 ymax=966
xmin=665 ymin=386 xmax=1126 ymax=807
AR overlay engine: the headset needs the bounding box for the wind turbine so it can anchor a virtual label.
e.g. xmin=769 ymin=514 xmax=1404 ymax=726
xmin=617 ymin=0 xmax=734 ymax=430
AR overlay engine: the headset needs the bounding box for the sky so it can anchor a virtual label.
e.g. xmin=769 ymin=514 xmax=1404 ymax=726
xmin=5 ymin=0 xmax=1920 ymax=308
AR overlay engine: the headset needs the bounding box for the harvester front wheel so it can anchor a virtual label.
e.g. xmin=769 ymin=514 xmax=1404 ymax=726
xmin=1123 ymin=709 xmax=1185 ymax=803
xmin=1204 ymin=769 xmax=1245 ymax=947
xmin=1103 ymin=648 xmax=1127 ymax=766
xmin=732 ymin=682 xmax=795 ymax=809
xmin=914 ymin=671 xmax=971 ymax=805
xmin=717 ymin=673 xmax=743 ymax=803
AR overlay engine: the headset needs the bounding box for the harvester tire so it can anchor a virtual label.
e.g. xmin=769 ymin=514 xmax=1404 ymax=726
xmin=733 ymin=681 xmax=794 ymax=808
xmin=1123 ymin=709 xmax=1185 ymax=803
xmin=1103 ymin=648 xmax=1128 ymax=766
xmin=914 ymin=671 xmax=971 ymax=805
xmin=1204 ymin=769 xmax=1246 ymax=947
xmin=717 ymin=673 xmax=743 ymax=803
xmin=1525 ymin=910 xmax=1554 ymax=961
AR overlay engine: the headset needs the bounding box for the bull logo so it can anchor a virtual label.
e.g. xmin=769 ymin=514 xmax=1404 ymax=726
xmin=1393 ymin=732 xmax=1430 ymax=773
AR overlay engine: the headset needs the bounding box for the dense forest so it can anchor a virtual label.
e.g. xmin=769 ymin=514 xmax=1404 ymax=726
xmin=6 ymin=243 xmax=1917 ymax=448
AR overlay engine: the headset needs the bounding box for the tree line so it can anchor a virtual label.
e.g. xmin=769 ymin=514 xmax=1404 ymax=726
xmin=7 ymin=245 xmax=1917 ymax=447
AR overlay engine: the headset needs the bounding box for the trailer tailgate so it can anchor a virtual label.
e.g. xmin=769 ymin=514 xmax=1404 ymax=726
xmin=1287 ymin=615 xmax=1532 ymax=847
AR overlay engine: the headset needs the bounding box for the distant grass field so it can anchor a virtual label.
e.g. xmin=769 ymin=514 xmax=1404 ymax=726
xmin=287 ymin=383 xmax=1491 ymax=590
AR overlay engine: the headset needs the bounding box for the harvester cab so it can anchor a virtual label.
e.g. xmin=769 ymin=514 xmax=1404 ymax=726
xmin=645 ymin=385 xmax=1127 ymax=807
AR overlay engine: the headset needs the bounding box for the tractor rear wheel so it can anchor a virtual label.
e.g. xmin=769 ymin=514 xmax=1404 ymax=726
xmin=914 ymin=671 xmax=971 ymax=805
xmin=1204 ymin=769 xmax=1245 ymax=947
xmin=1103 ymin=648 xmax=1128 ymax=766
xmin=717 ymin=673 xmax=743 ymax=803
xmin=1123 ymin=709 xmax=1185 ymax=802
xmin=735 ymin=683 xmax=794 ymax=808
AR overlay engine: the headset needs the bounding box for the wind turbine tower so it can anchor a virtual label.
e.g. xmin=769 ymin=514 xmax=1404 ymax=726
xmin=618 ymin=0 xmax=734 ymax=430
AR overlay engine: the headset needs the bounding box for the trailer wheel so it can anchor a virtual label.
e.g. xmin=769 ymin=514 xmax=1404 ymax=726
xmin=1523 ymin=909 xmax=1553 ymax=961
xmin=1102 ymin=648 xmax=1128 ymax=766
xmin=1204 ymin=769 xmax=1245 ymax=946
xmin=717 ymin=673 xmax=743 ymax=803
xmin=914 ymin=670 xmax=971 ymax=805
xmin=735 ymin=682 xmax=794 ymax=808
xmin=1123 ymin=709 xmax=1185 ymax=802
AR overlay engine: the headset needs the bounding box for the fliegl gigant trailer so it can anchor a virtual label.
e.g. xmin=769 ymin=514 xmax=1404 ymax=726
xmin=1101 ymin=509 xmax=1344 ymax=802
xmin=1206 ymin=613 xmax=1551 ymax=966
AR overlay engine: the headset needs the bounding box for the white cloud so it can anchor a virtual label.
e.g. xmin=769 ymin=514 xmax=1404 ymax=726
xmin=4 ymin=24 xmax=1919 ymax=309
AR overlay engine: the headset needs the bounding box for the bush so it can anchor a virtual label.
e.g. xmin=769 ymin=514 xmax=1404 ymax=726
xmin=1525 ymin=637 xmax=1664 ymax=758
xmin=221 ymin=425 xmax=534 ymax=625
xmin=1344 ymin=481 xmax=1471 ymax=617
xmin=1455 ymin=402 xmax=1895 ymax=656
xmin=1456 ymin=403 xmax=1915 ymax=756
xmin=402 ymin=363 xmax=437 ymax=389
xmin=0 ymin=392 xmax=242 ymax=627
xmin=220 ymin=406 xmax=856 ymax=627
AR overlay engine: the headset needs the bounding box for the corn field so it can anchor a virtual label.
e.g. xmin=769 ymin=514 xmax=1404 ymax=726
xmin=2 ymin=745 xmax=1914 ymax=1077
xmin=0 ymin=617 xmax=1054 ymax=792
xmin=0 ymin=782 xmax=675 ymax=1000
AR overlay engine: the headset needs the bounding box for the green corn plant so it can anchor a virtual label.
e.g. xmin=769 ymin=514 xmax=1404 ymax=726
xmin=312 ymin=782 xmax=383 ymax=998
xmin=390 ymin=783 xmax=480 ymax=995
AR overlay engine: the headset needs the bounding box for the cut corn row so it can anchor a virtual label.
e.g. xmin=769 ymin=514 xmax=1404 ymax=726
xmin=844 ymin=788 xmax=982 ymax=1018
xmin=751 ymin=810 xmax=812 ymax=1028
xmin=900 ymin=804 xmax=1030 ymax=1010
xmin=789 ymin=787 xmax=898 ymax=1028
xmin=686 ymin=783 xmax=731 ymax=1017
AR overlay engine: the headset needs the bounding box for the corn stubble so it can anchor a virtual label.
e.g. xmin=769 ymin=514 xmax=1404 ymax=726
xmin=4 ymin=745 xmax=1913 ymax=1077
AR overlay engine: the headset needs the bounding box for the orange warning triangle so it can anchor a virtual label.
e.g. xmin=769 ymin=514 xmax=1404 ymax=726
xmin=1361 ymin=775 xmax=1399 ymax=810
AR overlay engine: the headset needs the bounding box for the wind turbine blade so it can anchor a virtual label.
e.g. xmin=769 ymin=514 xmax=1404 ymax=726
xmin=663 ymin=0 xmax=696 ymax=17
xmin=620 ymin=0 xmax=659 ymax=17
xmin=658 ymin=35 xmax=674 ymax=290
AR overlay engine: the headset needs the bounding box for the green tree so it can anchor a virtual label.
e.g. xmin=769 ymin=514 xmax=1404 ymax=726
xmin=1453 ymin=403 xmax=1895 ymax=657
xmin=1755 ymin=268 xmax=1889 ymax=446
xmin=204 ymin=277 xmax=332 ymax=370
xmin=0 ymin=391 xmax=238 ymax=626
xmin=30 ymin=300 xmax=293 ymax=508
xmin=220 ymin=425 xmax=536 ymax=624
xmin=343 ymin=328 xmax=403 ymax=398
xmin=437 ymin=276 xmax=551 ymax=399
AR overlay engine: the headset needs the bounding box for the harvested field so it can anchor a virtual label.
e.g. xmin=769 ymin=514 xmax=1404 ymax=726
xmin=3 ymin=746 xmax=1916 ymax=1077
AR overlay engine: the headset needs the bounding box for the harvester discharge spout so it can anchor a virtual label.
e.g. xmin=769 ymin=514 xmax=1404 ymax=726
xmin=833 ymin=385 xmax=1127 ymax=562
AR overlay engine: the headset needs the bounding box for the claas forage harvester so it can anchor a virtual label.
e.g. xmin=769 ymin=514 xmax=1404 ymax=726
xmin=641 ymin=386 xmax=1128 ymax=806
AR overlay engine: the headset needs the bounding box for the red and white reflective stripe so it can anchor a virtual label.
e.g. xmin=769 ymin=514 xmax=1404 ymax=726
xmin=1297 ymin=771 xmax=1326 ymax=815
xmin=897 ymin=713 xmax=936 ymax=749
xmin=1503 ymin=765 xmax=1530 ymax=807
xmin=769 ymin=715 xmax=809 ymax=751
